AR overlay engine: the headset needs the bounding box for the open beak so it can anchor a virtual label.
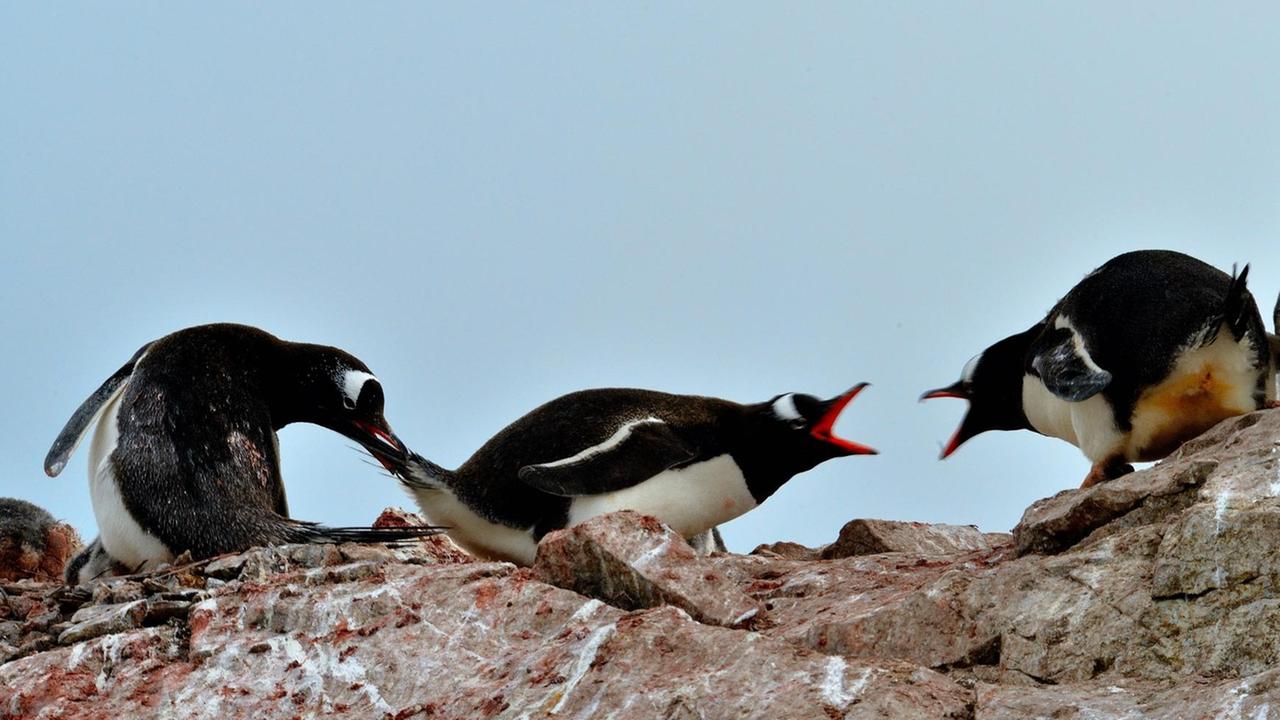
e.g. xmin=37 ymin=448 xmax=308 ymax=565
xmin=809 ymin=383 xmax=878 ymax=455
xmin=349 ymin=417 xmax=409 ymax=472
xmin=919 ymin=381 xmax=975 ymax=459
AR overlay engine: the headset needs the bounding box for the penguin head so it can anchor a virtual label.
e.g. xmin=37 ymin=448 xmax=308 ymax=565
xmin=282 ymin=346 xmax=410 ymax=472
xmin=756 ymin=383 xmax=878 ymax=472
xmin=921 ymin=327 xmax=1036 ymax=459
xmin=64 ymin=537 xmax=126 ymax=585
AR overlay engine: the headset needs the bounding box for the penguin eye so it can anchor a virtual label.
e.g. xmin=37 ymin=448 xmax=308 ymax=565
xmin=788 ymin=417 xmax=807 ymax=430
xmin=342 ymin=396 xmax=357 ymax=411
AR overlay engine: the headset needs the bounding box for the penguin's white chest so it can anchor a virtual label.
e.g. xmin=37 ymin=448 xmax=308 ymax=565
xmin=566 ymin=454 xmax=757 ymax=538
xmin=88 ymin=389 xmax=173 ymax=571
xmin=1021 ymin=374 xmax=1123 ymax=462
xmin=407 ymin=485 xmax=540 ymax=566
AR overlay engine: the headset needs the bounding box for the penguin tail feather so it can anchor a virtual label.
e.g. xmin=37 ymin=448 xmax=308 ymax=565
xmin=1221 ymin=263 xmax=1253 ymax=341
xmin=289 ymin=522 xmax=448 ymax=546
xmin=1272 ymin=286 xmax=1279 ymax=336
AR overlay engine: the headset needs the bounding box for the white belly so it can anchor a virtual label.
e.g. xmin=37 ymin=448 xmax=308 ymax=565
xmin=1022 ymin=373 xmax=1125 ymax=462
xmin=567 ymin=454 xmax=757 ymax=538
xmin=406 ymin=485 xmax=539 ymax=565
xmin=88 ymin=388 xmax=173 ymax=571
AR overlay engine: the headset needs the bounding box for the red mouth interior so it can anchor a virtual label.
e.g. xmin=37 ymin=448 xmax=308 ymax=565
xmin=354 ymin=420 xmax=403 ymax=471
xmin=939 ymin=427 xmax=964 ymax=459
xmin=921 ymin=390 xmax=967 ymax=400
xmin=809 ymin=384 xmax=877 ymax=455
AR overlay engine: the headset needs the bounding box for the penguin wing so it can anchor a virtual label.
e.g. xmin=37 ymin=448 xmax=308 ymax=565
xmin=517 ymin=417 xmax=697 ymax=497
xmin=44 ymin=342 xmax=152 ymax=477
xmin=1029 ymin=325 xmax=1113 ymax=402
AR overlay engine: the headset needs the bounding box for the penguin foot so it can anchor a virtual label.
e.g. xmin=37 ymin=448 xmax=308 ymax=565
xmin=1266 ymin=400 xmax=1280 ymax=410
xmin=1080 ymin=459 xmax=1134 ymax=488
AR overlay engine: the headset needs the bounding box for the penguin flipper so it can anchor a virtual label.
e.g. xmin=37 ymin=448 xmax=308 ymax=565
xmin=518 ymin=418 xmax=697 ymax=497
xmin=44 ymin=342 xmax=153 ymax=477
xmin=287 ymin=521 xmax=449 ymax=546
xmin=1030 ymin=326 xmax=1113 ymax=402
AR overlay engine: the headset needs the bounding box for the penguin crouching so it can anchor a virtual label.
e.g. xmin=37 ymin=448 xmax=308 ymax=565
xmin=46 ymin=323 xmax=444 ymax=581
xmin=924 ymin=250 xmax=1276 ymax=488
xmin=387 ymin=385 xmax=876 ymax=565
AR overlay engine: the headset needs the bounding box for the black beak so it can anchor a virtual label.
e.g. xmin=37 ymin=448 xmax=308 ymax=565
xmin=919 ymin=380 xmax=969 ymax=402
xmin=347 ymin=417 xmax=409 ymax=472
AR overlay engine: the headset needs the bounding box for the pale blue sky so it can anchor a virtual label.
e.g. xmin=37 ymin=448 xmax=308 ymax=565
xmin=3 ymin=4 xmax=1278 ymax=551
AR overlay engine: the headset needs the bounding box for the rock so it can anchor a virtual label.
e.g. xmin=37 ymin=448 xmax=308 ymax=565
xmin=2 ymin=557 xmax=971 ymax=718
xmin=0 ymin=499 xmax=82 ymax=583
xmin=975 ymin=668 xmax=1280 ymax=718
xmin=822 ymin=518 xmax=1005 ymax=559
xmin=2 ymin=410 xmax=1280 ymax=716
xmin=750 ymin=540 xmax=824 ymax=560
xmin=57 ymin=600 xmax=148 ymax=645
xmin=532 ymin=511 xmax=765 ymax=628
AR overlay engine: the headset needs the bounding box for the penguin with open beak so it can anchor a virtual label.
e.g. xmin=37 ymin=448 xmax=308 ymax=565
xmin=387 ymin=384 xmax=876 ymax=565
xmin=923 ymin=250 xmax=1277 ymax=487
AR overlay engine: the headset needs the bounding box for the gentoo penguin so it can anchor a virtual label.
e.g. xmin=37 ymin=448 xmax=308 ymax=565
xmin=923 ymin=250 xmax=1277 ymax=487
xmin=0 ymin=498 xmax=82 ymax=582
xmin=44 ymin=323 xmax=440 ymax=579
xmin=388 ymin=385 xmax=876 ymax=565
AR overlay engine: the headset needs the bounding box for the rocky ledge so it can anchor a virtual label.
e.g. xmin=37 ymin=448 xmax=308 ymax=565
xmin=3 ymin=410 xmax=1280 ymax=719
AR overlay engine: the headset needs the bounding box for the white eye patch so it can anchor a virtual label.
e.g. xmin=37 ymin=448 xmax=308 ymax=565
xmin=771 ymin=393 xmax=801 ymax=422
xmin=960 ymin=353 xmax=982 ymax=384
xmin=340 ymin=370 xmax=378 ymax=409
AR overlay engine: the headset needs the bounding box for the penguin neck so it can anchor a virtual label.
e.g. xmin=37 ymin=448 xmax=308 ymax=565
xmin=980 ymin=324 xmax=1041 ymax=432
xmin=405 ymin=453 xmax=457 ymax=492
xmin=731 ymin=411 xmax=828 ymax=504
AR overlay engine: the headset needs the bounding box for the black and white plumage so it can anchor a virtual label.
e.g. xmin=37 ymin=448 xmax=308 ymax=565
xmin=44 ymin=323 xmax=441 ymax=581
xmin=389 ymin=385 xmax=876 ymax=565
xmin=923 ymin=250 xmax=1277 ymax=487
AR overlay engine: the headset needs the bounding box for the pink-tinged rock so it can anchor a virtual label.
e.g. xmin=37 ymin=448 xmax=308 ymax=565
xmin=822 ymin=519 xmax=1007 ymax=559
xmin=975 ymin=668 xmax=1280 ymax=719
xmin=0 ymin=627 xmax=185 ymax=719
xmin=372 ymin=506 xmax=474 ymax=565
xmin=1 ymin=556 xmax=972 ymax=718
xmin=750 ymin=540 xmax=824 ymax=560
xmin=1011 ymin=412 xmax=1266 ymax=557
xmin=718 ymin=547 xmax=1010 ymax=669
xmin=532 ymin=510 xmax=766 ymax=628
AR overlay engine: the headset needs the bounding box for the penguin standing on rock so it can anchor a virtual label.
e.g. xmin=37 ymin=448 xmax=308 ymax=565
xmin=45 ymin=323 xmax=441 ymax=583
xmin=387 ymin=384 xmax=876 ymax=565
xmin=923 ymin=250 xmax=1277 ymax=488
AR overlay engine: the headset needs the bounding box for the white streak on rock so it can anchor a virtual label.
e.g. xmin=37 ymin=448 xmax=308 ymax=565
xmin=550 ymin=622 xmax=617 ymax=714
xmin=568 ymin=599 xmax=604 ymax=623
xmin=820 ymin=656 xmax=868 ymax=707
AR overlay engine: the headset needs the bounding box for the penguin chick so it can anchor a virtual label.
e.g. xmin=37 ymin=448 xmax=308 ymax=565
xmin=0 ymin=498 xmax=83 ymax=582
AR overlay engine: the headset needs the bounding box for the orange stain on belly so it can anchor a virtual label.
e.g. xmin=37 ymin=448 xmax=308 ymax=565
xmin=1132 ymin=364 xmax=1251 ymax=461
